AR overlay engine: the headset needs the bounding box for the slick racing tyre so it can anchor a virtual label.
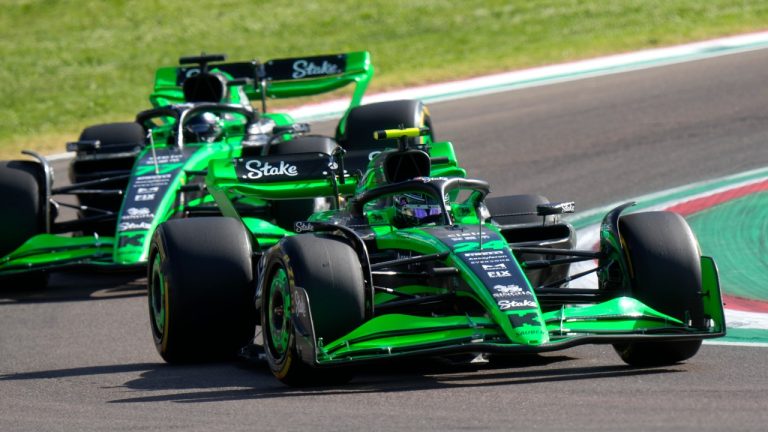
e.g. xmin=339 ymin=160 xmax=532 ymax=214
xmin=337 ymin=99 xmax=433 ymax=151
xmin=68 ymin=122 xmax=145 ymax=236
xmin=261 ymin=234 xmax=365 ymax=386
xmin=612 ymin=211 xmax=704 ymax=366
xmin=0 ymin=160 xmax=49 ymax=289
xmin=485 ymin=194 xmax=576 ymax=289
xmin=485 ymin=194 xmax=549 ymax=226
xmin=148 ymin=217 xmax=256 ymax=362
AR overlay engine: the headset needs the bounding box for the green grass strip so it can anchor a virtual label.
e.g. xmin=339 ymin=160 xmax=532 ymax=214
xmin=3 ymin=0 xmax=768 ymax=157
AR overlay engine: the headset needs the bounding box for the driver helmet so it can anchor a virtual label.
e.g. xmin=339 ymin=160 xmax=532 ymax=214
xmin=183 ymin=112 xmax=223 ymax=143
xmin=393 ymin=193 xmax=442 ymax=227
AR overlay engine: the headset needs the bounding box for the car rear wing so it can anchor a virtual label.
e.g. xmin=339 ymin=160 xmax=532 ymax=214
xmin=149 ymin=51 xmax=373 ymax=109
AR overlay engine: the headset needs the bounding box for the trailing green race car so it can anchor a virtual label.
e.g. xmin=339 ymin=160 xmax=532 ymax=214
xmin=148 ymin=127 xmax=725 ymax=386
xmin=1 ymin=51 xmax=433 ymax=289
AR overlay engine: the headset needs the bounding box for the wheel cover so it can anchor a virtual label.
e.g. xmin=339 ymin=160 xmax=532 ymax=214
xmin=149 ymin=254 xmax=166 ymax=339
xmin=267 ymin=267 xmax=291 ymax=358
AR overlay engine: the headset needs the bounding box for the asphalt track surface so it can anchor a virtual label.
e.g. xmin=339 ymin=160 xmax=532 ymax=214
xmin=2 ymin=49 xmax=768 ymax=431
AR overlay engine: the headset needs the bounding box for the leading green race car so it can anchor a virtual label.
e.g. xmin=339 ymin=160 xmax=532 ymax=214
xmin=0 ymin=51 xmax=434 ymax=289
xmin=148 ymin=127 xmax=725 ymax=386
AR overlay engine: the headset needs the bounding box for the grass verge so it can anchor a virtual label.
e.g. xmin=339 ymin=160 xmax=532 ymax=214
xmin=1 ymin=0 xmax=767 ymax=158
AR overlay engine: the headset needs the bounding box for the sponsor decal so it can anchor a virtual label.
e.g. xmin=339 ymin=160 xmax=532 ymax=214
xmin=294 ymin=221 xmax=314 ymax=233
xmin=265 ymin=54 xmax=347 ymax=81
xmin=119 ymin=221 xmax=152 ymax=231
xmin=244 ymin=159 xmax=299 ymax=180
xmin=487 ymin=270 xmax=512 ymax=278
xmin=558 ymin=201 xmax=576 ymax=213
xmin=124 ymin=207 xmax=154 ymax=220
xmin=292 ymin=59 xmax=342 ymax=79
xmin=118 ymin=147 xmax=193 ymax=234
xmin=413 ymin=176 xmax=452 ymax=183
xmin=482 ymin=263 xmax=507 ymax=270
xmin=234 ymin=153 xmax=332 ymax=183
xmin=117 ymin=233 xmax=144 ymax=247
xmin=509 ymin=312 xmax=541 ymax=327
xmin=498 ymin=299 xmax=538 ymax=310
xmin=445 ymin=232 xmax=492 ymax=243
xmin=492 ymin=284 xmax=526 ymax=297
xmin=462 ymin=249 xmax=506 ymax=259
xmin=293 ymin=289 xmax=308 ymax=316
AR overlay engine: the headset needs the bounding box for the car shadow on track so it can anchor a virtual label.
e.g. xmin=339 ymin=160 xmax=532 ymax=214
xmin=100 ymin=353 xmax=684 ymax=404
xmin=0 ymin=272 xmax=146 ymax=304
xmin=0 ymin=351 xmax=683 ymax=404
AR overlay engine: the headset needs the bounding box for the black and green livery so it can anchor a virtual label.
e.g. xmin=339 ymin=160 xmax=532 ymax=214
xmin=0 ymin=51 xmax=432 ymax=288
xmin=147 ymin=127 xmax=725 ymax=386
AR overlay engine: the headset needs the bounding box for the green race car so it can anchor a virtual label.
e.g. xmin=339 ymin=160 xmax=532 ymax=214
xmin=147 ymin=127 xmax=725 ymax=386
xmin=1 ymin=51 xmax=434 ymax=289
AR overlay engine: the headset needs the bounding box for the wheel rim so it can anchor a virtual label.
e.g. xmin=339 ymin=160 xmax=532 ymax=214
xmin=149 ymin=254 xmax=166 ymax=339
xmin=266 ymin=267 xmax=291 ymax=358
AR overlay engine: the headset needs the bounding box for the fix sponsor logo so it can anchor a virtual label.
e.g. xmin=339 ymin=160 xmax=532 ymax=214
xmin=243 ymin=159 xmax=298 ymax=179
xmin=135 ymin=194 xmax=156 ymax=202
xmin=292 ymin=59 xmax=341 ymax=79
xmin=487 ymin=270 xmax=511 ymax=278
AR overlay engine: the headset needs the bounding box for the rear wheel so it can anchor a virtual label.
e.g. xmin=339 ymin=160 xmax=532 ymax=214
xmin=338 ymin=99 xmax=433 ymax=150
xmin=261 ymin=234 xmax=365 ymax=386
xmin=0 ymin=160 xmax=49 ymax=289
xmin=337 ymin=100 xmax=433 ymax=175
xmin=148 ymin=217 xmax=256 ymax=362
xmin=486 ymin=194 xmax=577 ymax=289
xmin=612 ymin=211 xmax=704 ymax=366
xmin=485 ymin=194 xmax=549 ymax=226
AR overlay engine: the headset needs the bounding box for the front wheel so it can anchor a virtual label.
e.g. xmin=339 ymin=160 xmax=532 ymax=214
xmin=260 ymin=234 xmax=365 ymax=386
xmin=148 ymin=217 xmax=256 ymax=363
xmin=612 ymin=211 xmax=704 ymax=366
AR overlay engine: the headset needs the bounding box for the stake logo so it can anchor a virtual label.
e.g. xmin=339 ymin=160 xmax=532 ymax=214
xmin=292 ymin=59 xmax=341 ymax=79
xmin=244 ymin=159 xmax=298 ymax=179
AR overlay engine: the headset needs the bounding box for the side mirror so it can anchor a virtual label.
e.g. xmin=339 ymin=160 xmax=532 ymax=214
xmin=537 ymin=201 xmax=575 ymax=216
